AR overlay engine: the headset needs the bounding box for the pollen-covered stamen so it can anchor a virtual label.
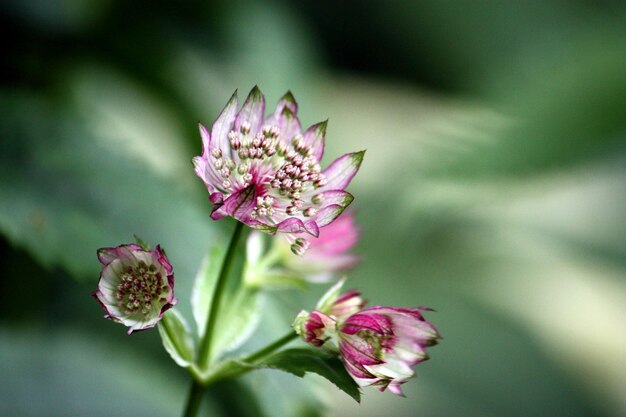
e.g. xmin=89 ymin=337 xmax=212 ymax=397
xmin=251 ymin=195 xmax=275 ymax=219
xmin=292 ymin=135 xmax=313 ymax=156
xmin=115 ymin=261 xmax=169 ymax=316
xmin=291 ymin=237 xmax=310 ymax=256
xmin=262 ymin=125 xmax=280 ymax=139
xmin=311 ymin=193 xmax=325 ymax=205
xmin=220 ymin=167 xmax=231 ymax=178
xmin=228 ymin=131 xmax=241 ymax=149
xmin=240 ymin=121 xmax=251 ymax=135
xmin=268 ymin=148 xmax=327 ymax=216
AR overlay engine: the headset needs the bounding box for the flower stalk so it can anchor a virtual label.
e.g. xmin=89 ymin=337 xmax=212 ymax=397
xmin=197 ymin=220 xmax=245 ymax=370
xmin=242 ymin=330 xmax=298 ymax=364
xmin=182 ymin=380 xmax=205 ymax=417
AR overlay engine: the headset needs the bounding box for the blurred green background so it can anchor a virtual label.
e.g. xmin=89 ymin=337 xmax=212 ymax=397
xmin=1 ymin=1 xmax=625 ymax=416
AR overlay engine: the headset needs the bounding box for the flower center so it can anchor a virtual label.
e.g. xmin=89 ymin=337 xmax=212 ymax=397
xmin=210 ymin=123 xmax=327 ymax=219
xmin=115 ymin=261 xmax=168 ymax=316
xmin=355 ymin=329 xmax=395 ymax=357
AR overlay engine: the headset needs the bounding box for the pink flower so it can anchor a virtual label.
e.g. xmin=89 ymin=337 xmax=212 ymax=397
xmin=93 ymin=243 xmax=177 ymax=335
xmin=294 ymin=282 xmax=440 ymax=396
xmin=193 ymin=87 xmax=364 ymax=236
xmin=299 ymin=310 xmax=337 ymax=347
xmin=338 ymin=306 xmax=441 ymax=396
xmin=283 ymin=210 xmax=360 ymax=274
xmin=293 ymin=283 xmax=365 ymax=347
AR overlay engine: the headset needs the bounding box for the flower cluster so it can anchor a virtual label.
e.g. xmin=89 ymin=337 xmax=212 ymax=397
xmin=193 ymin=86 xmax=364 ymax=238
xmin=293 ymin=283 xmax=441 ymax=396
xmin=92 ymin=87 xmax=441 ymax=405
xmin=93 ymin=243 xmax=177 ymax=335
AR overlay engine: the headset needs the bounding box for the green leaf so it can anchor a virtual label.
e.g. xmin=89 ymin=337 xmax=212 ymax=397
xmin=191 ymin=245 xmax=263 ymax=366
xmin=255 ymin=348 xmax=361 ymax=402
xmin=157 ymin=309 xmax=195 ymax=367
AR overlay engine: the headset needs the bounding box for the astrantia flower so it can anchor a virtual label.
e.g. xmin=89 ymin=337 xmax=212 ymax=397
xmin=293 ymin=282 xmax=440 ymax=396
xmin=193 ymin=87 xmax=364 ymax=237
xmin=93 ymin=243 xmax=177 ymax=335
xmin=338 ymin=306 xmax=441 ymax=396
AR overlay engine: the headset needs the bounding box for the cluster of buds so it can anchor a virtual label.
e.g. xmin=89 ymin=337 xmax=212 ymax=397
xmin=293 ymin=280 xmax=441 ymax=396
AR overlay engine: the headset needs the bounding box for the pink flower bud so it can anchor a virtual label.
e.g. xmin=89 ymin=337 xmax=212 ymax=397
xmin=338 ymin=306 xmax=441 ymax=396
xmin=305 ymin=311 xmax=337 ymax=347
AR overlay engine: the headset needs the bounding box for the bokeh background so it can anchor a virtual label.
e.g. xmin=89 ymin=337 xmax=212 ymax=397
xmin=1 ymin=1 xmax=625 ymax=416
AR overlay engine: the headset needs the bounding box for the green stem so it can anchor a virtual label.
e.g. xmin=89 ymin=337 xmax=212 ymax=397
xmin=243 ymin=330 xmax=298 ymax=363
xmin=182 ymin=380 xmax=204 ymax=417
xmin=199 ymin=330 xmax=299 ymax=386
xmin=197 ymin=221 xmax=244 ymax=370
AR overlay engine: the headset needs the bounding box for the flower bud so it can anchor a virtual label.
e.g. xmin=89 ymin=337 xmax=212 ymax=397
xmin=293 ymin=310 xmax=337 ymax=347
xmin=338 ymin=306 xmax=441 ymax=396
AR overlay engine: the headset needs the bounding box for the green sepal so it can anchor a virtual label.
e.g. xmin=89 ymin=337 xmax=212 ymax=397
xmin=316 ymin=277 xmax=347 ymax=313
xmin=133 ymin=234 xmax=151 ymax=251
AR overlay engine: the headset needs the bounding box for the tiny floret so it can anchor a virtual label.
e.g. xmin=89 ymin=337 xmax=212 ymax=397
xmin=193 ymin=86 xmax=364 ymax=237
xmin=93 ymin=243 xmax=177 ymax=335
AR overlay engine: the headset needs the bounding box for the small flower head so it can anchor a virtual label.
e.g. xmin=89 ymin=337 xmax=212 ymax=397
xmin=292 ymin=279 xmax=365 ymax=347
xmin=293 ymin=310 xmax=336 ymax=347
xmin=193 ymin=86 xmax=364 ymax=237
xmin=338 ymin=306 xmax=441 ymax=396
xmin=93 ymin=243 xmax=177 ymax=335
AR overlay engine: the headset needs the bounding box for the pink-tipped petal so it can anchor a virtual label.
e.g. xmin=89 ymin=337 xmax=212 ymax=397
xmin=321 ymin=151 xmax=365 ymax=191
xmin=234 ymin=86 xmax=265 ymax=135
xmin=275 ymin=217 xmax=307 ymax=234
xmin=199 ymin=123 xmax=211 ymax=152
xmin=314 ymin=204 xmax=345 ymax=228
xmin=303 ymin=220 xmax=320 ymax=237
xmin=387 ymin=384 xmax=405 ymax=397
xmin=303 ymin=120 xmax=327 ymax=161
xmin=276 ymin=106 xmax=302 ymax=145
xmin=211 ymin=90 xmax=238 ymax=154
